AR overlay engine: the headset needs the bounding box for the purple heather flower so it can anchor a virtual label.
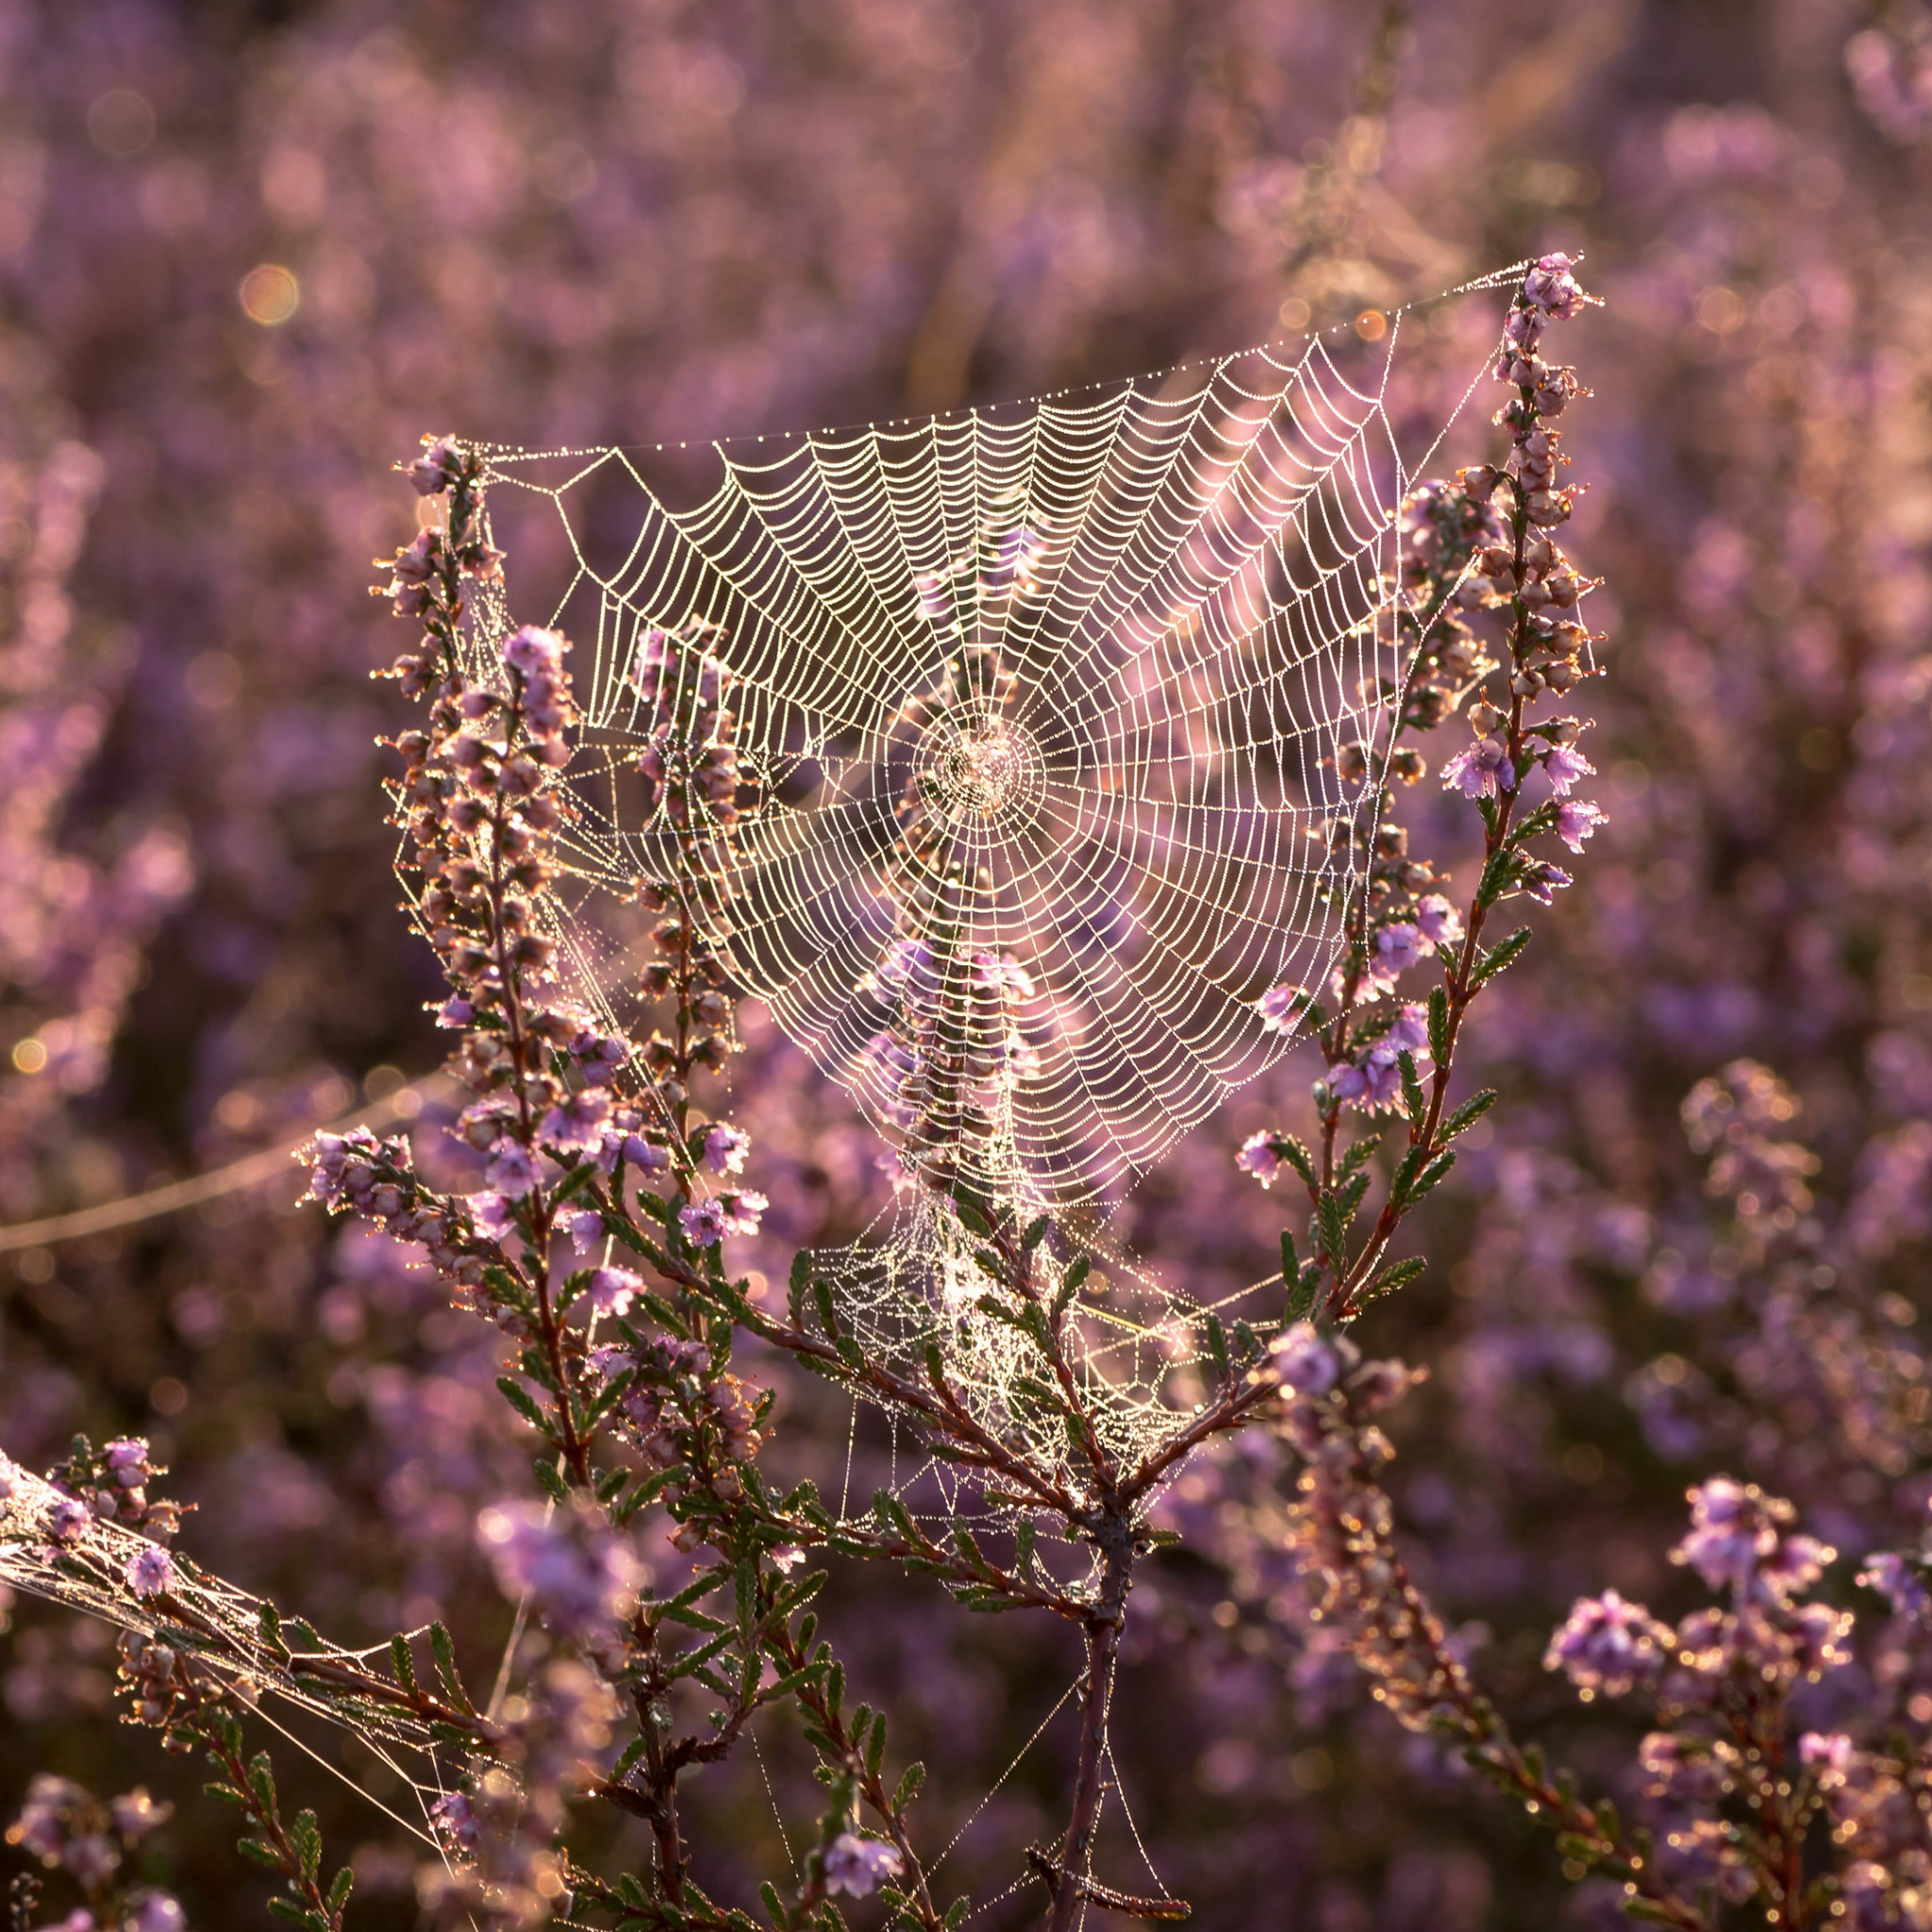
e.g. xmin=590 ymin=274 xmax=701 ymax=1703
xmin=0 ymin=1456 xmax=23 ymax=1502
xmin=1330 ymin=1020 xmax=1425 ymax=1110
xmin=772 ymin=1546 xmax=807 ymax=1574
xmin=408 ymin=438 xmax=464 ymax=495
xmin=1543 ymin=1589 xmax=1673 ymax=1697
xmin=1441 ymin=736 xmax=1515 ymax=799
xmin=301 ymin=1130 xmax=358 ymax=1207
xmin=1763 ymin=1531 xmax=1833 ymax=1601
xmin=823 ymin=1832 xmax=905 ymax=1898
xmin=571 ymin=1029 xmax=631 ymax=1082
xmin=1256 ymin=982 xmax=1305 ymax=1032
xmin=563 ymin=1207 xmax=606 ymax=1255
xmin=435 ymin=995 xmax=474 ymax=1029
xmin=1327 ymin=1059 xmax=1372 ymax=1108
xmin=1800 ymin=1730 xmax=1853 ymax=1775
xmin=125 ymin=1545 xmax=175 ymax=1600
xmin=502 ymin=625 xmax=567 ymax=675
xmin=620 ymin=1132 xmax=672 ymax=1173
xmin=1673 ymin=1477 xmax=1776 ymax=1591
xmin=104 ymin=1438 xmax=147 ymax=1474
xmin=391 ymin=527 xmax=440 ymax=585
xmin=1858 ymin=1550 xmax=1931 ymax=1619
xmin=1790 ymin=1601 xmax=1855 ymax=1676
xmin=1413 ymin=894 xmax=1463 ymax=948
xmin=679 ymin=1198 xmax=729 ymax=1247
xmin=475 ymin=1499 xmax=644 ymax=1639
xmin=585 ymin=1267 xmax=643 ymax=1318
xmin=110 ymin=1791 xmax=169 ymax=1843
xmin=541 ymin=1089 xmax=611 ymax=1155
xmin=1522 ymin=862 xmax=1573 ymax=904
xmin=1372 ymin=922 xmax=1424 ymax=982
xmin=126 ymin=1893 xmax=188 ymax=1932
xmin=12 ymin=1774 xmax=82 ymax=1858
xmin=1542 ymin=742 xmax=1596 ymax=794
xmin=1270 ymin=1323 xmax=1339 ymax=1395
xmin=47 ymin=1493 xmax=91 ymax=1541
xmin=485 ymin=1141 xmax=542 ymax=1197
xmin=1386 ymin=1003 xmax=1430 ymax=1058
xmin=1554 ymin=798 xmax=1606 ymax=850
xmin=1237 ymin=1131 xmax=1284 ymax=1188
xmin=702 ymin=1124 xmax=751 ymax=1176
xmin=720 ymin=1191 xmax=767 ymax=1236
xmin=429 ymin=1790 xmax=479 ymax=1852
xmin=1523 ymin=253 xmax=1586 ymax=320
xmin=466 ymin=1190 xmax=517 ymax=1239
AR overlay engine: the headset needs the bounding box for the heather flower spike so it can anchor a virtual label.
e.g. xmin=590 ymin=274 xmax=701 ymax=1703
xmin=1239 ymin=251 xmax=1607 ymax=1323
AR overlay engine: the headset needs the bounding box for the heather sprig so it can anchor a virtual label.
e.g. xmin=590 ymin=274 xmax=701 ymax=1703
xmin=1630 ymin=1061 xmax=1932 ymax=1525
xmin=1266 ymin=1325 xmax=1716 ymax=1929
xmin=1544 ymin=1478 xmax=1874 ymax=1927
xmin=327 ymin=434 xmax=1366 ymax=1930
xmin=1240 ymin=254 xmax=1606 ymax=1324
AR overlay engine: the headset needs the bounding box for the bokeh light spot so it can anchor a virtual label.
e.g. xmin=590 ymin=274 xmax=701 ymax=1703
xmin=10 ymin=1038 xmax=47 ymax=1074
xmin=1696 ymin=286 xmax=1746 ymax=334
xmin=186 ymin=650 xmax=242 ymax=708
xmin=240 ymin=263 xmax=300 ymax=325
xmin=1354 ymin=308 xmax=1387 ymax=341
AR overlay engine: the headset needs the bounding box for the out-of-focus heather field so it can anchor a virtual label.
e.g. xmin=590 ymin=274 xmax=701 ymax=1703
xmin=3 ymin=1 xmax=1931 ymax=1926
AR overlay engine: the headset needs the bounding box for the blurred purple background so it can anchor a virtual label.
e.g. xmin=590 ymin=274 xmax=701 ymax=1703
xmin=4 ymin=1 xmax=1931 ymax=1925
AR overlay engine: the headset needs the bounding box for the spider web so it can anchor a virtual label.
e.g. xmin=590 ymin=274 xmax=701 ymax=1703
xmin=0 ymin=1458 xmax=464 ymax=1858
xmin=473 ymin=324 xmax=1445 ymax=1213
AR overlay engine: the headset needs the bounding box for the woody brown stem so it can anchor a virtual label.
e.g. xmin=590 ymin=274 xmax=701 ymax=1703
xmin=1045 ymin=1512 xmax=1135 ymax=1932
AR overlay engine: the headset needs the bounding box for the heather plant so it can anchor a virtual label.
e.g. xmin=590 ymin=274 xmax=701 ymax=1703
xmin=346 ymin=257 xmax=1615 ymax=1925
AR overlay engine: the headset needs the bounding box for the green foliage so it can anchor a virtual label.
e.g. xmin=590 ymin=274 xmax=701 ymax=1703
xmin=1441 ymin=1089 xmax=1499 ymax=1139
xmin=1472 ymin=926 xmax=1532 ymax=986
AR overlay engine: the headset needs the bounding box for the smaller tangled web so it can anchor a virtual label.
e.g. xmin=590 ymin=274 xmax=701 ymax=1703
xmin=0 ymin=1453 xmax=463 ymax=1854
xmin=801 ymin=1184 xmax=1254 ymax=1493
xmin=465 ymin=316 xmax=1483 ymax=1212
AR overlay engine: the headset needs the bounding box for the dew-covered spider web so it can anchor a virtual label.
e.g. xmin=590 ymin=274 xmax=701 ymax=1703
xmin=451 ymin=271 xmax=1520 ymax=1490
xmin=0 ymin=1461 xmax=467 ymax=1858
xmin=481 ymin=326 xmax=1422 ymax=1213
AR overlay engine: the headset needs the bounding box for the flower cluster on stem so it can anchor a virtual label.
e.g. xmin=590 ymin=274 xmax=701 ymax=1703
xmin=1239 ymin=255 xmax=1605 ymax=1326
